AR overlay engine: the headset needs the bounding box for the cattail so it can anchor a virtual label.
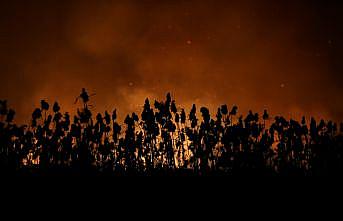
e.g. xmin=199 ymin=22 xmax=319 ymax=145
xmin=229 ymin=105 xmax=238 ymax=116
xmin=200 ymin=107 xmax=210 ymax=123
xmin=104 ymin=111 xmax=111 ymax=125
xmin=53 ymin=102 xmax=60 ymax=113
xmin=112 ymin=109 xmax=117 ymax=122
xmin=96 ymin=113 xmax=103 ymax=123
xmin=181 ymin=109 xmax=186 ymax=124
xmin=220 ymin=105 xmax=228 ymax=115
xmin=40 ymin=100 xmax=49 ymax=111
xmin=171 ymin=100 xmax=177 ymax=114
xmin=189 ymin=104 xmax=196 ymax=121
xmin=6 ymin=109 xmax=15 ymax=123
xmin=32 ymin=108 xmax=42 ymax=120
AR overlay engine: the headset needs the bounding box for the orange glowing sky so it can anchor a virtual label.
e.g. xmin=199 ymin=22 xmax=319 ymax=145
xmin=1 ymin=0 xmax=343 ymax=123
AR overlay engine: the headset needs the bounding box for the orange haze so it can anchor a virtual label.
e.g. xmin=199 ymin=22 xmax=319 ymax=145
xmin=1 ymin=0 xmax=343 ymax=124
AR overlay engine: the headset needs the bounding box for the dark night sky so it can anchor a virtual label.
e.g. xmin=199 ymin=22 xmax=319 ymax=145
xmin=1 ymin=0 xmax=343 ymax=123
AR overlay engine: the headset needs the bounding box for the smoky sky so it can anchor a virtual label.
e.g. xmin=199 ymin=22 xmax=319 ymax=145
xmin=1 ymin=0 xmax=343 ymax=123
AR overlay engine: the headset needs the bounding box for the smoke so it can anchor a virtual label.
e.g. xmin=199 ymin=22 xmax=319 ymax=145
xmin=1 ymin=0 xmax=342 ymax=123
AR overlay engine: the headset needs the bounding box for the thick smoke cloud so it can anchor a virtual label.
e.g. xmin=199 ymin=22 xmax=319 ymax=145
xmin=1 ymin=0 xmax=343 ymax=123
